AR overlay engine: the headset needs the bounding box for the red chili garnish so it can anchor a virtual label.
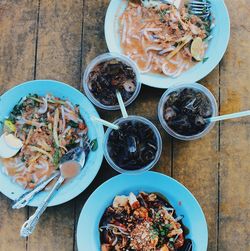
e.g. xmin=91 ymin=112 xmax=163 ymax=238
xmin=78 ymin=123 xmax=85 ymax=130
xmin=131 ymin=201 xmax=140 ymax=210
xmin=174 ymin=233 xmax=185 ymax=248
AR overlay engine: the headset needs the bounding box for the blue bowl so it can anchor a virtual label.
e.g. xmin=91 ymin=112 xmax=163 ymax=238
xmin=77 ymin=171 xmax=208 ymax=251
xmin=0 ymin=80 xmax=104 ymax=207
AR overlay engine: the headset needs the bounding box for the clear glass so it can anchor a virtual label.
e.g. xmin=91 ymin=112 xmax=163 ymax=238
xmin=83 ymin=52 xmax=141 ymax=110
xmin=158 ymin=83 xmax=218 ymax=141
xmin=103 ymin=115 xmax=162 ymax=174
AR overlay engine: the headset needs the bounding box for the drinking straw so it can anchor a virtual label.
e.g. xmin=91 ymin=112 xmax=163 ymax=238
xmin=91 ymin=116 xmax=119 ymax=130
xmin=207 ymin=110 xmax=250 ymax=122
xmin=116 ymin=90 xmax=128 ymax=118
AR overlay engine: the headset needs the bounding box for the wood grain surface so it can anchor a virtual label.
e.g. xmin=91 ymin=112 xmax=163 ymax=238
xmin=0 ymin=0 xmax=249 ymax=251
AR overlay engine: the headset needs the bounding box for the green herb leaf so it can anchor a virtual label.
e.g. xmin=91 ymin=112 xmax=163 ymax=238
xmin=91 ymin=138 xmax=98 ymax=151
xmin=53 ymin=148 xmax=61 ymax=167
xmin=68 ymin=120 xmax=78 ymax=128
xmin=202 ymin=57 xmax=209 ymax=63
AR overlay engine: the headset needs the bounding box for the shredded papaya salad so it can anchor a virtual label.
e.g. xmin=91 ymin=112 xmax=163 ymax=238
xmin=120 ymin=0 xmax=213 ymax=77
xmin=1 ymin=94 xmax=88 ymax=189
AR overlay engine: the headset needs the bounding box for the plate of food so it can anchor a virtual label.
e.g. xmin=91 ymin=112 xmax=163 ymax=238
xmin=0 ymin=80 xmax=104 ymax=207
xmin=77 ymin=171 xmax=208 ymax=251
xmin=105 ymin=0 xmax=230 ymax=88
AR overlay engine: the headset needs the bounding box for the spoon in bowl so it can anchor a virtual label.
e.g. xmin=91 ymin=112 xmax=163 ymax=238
xmin=20 ymin=144 xmax=91 ymax=237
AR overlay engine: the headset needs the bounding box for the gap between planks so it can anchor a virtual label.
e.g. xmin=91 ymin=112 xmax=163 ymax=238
xmin=73 ymin=1 xmax=86 ymax=250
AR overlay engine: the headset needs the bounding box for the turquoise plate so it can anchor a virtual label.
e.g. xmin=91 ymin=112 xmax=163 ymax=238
xmin=0 ymin=80 xmax=104 ymax=207
xmin=77 ymin=171 xmax=208 ymax=251
xmin=105 ymin=0 xmax=230 ymax=88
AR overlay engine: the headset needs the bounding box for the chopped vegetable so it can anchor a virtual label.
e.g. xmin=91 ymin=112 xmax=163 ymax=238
xmin=27 ymin=96 xmax=43 ymax=103
xmin=48 ymin=99 xmax=66 ymax=105
xmin=4 ymin=119 xmax=16 ymax=132
xmin=68 ymin=120 xmax=78 ymax=128
xmin=28 ymin=146 xmax=53 ymax=161
xmin=91 ymin=138 xmax=98 ymax=151
xmin=167 ymin=36 xmax=193 ymax=60
xmin=53 ymin=108 xmax=60 ymax=147
xmin=53 ymin=148 xmax=61 ymax=167
xmin=202 ymin=57 xmax=209 ymax=63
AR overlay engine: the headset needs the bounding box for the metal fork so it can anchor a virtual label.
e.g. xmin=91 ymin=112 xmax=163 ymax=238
xmin=189 ymin=0 xmax=211 ymax=20
xmin=12 ymin=135 xmax=94 ymax=209
xmin=141 ymin=0 xmax=211 ymax=19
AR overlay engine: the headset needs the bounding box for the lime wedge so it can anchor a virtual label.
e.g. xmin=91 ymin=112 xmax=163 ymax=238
xmin=191 ymin=37 xmax=205 ymax=61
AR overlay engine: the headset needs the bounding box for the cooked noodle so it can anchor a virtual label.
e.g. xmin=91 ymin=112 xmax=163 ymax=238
xmin=120 ymin=1 xmax=211 ymax=78
xmin=1 ymin=94 xmax=88 ymax=189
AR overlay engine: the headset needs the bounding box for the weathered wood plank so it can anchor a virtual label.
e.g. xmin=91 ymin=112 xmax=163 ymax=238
xmin=219 ymin=1 xmax=250 ymax=250
xmin=0 ymin=0 xmax=38 ymax=93
xmin=35 ymin=0 xmax=83 ymax=88
xmin=172 ymin=68 xmax=220 ymax=251
xmin=0 ymin=1 xmax=38 ymax=250
xmin=75 ymin=1 xmax=115 ymax=249
xmin=28 ymin=1 xmax=84 ymax=251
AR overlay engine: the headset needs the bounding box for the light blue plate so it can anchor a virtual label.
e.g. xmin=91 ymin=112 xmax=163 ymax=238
xmin=0 ymin=80 xmax=104 ymax=207
xmin=77 ymin=171 xmax=208 ymax=251
xmin=105 ymin=0 xmax=230 ymax=88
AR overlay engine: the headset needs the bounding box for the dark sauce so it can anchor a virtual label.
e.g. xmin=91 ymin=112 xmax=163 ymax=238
xmin=107 ymin=120 xmax=158 ymax=170
xmin=87 ymin=59 xmax=137 ymax=106
xmin=163 ymin=88 xmax=213 ymax=136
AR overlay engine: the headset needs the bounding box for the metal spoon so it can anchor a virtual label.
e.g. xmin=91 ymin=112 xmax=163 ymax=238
xmin=13 ymin=135 xmax=93 ymax=209
xmin=20 ymin=145 xmax=91 ymax=238
xmin=12 ymin=171 xmax=60 ymax=209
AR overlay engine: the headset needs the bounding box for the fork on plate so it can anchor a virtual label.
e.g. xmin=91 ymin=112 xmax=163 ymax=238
xmin=188 ymin=0 xmax=211 ymax=19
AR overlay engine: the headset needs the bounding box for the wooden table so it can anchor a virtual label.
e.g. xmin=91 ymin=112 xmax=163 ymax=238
xmin=0 ymin=1 xmax=249 ymax=251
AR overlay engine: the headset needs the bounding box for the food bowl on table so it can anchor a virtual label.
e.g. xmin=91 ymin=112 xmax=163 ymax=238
xmin=158 ymin=83 xmax=218 ymax=140
xmin=105 ymin=0 xmax=230 ymax=88
xmin=77 ymin=171 xmax=208 ymax=251
xmin=103 ymin=115 xmax=162 ymax=174
xmin=0 ymin=80 xmax=104 ymax=207
xmin=83 ymin=52 xmax=141 ymax=110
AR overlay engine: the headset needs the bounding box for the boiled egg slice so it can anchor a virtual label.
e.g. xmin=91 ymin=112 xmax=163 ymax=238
xmin=0 ymin=133 xmax=23 ymax=158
